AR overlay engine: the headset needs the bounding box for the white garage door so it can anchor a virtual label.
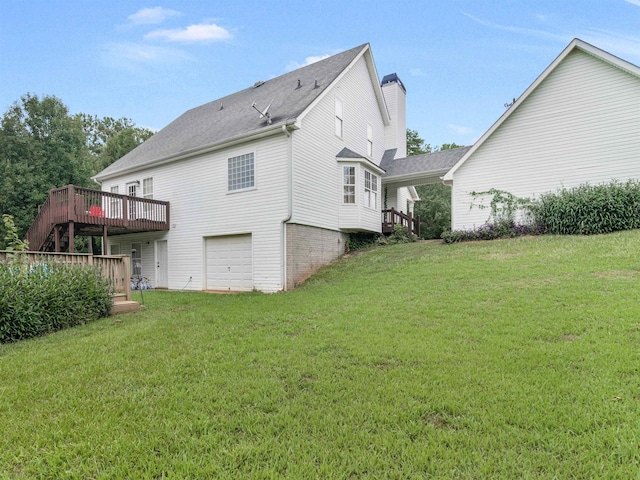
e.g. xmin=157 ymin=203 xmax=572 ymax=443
xmin=205 ymin=234 xmax=253 ymax=291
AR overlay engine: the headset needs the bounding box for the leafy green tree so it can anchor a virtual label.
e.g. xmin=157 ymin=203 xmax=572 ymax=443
xmin=0 ymin=95 xmax=153 ymax=248
xmin=78 ymin=114 xmax=153 ymax=171
xmin=406 ymin=128 xmax=432 ymax=156
xmin=407 ymin=130 xmax=464 ymax=239
xmin=0 ymin=94 xmax=93 ymax=247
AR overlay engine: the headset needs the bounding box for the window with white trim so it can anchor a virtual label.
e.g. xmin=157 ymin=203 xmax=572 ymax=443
xmin=367 ymin=124 xmax=373 ymax=157
xmin=343 ymin=166 xmax=355 ymax=204
xmin=228 ymin=153 xmax=255 ymax=191
xmin=335 ymin=98 xmax=343 ymax=138
xmin=143 ymin=178 xmax=153 ymax=199
xmin=127 ymin=183 xmax=137 ymax=197
xmin=364 ymin=170 xmax=378 ymax=208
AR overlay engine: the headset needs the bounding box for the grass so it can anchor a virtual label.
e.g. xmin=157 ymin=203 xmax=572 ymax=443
xmin=2 ymin=231 xmax=640 ymax=478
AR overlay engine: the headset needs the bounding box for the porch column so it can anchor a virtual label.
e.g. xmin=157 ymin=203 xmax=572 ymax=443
xmin=102 ymin=225 xmax=108 ymax=255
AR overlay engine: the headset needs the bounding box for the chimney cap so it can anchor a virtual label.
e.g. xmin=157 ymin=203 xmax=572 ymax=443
xmin=381 ymin=73 xmax=406 ymax=93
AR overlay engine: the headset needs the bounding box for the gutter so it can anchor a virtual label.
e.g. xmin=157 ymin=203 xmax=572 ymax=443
xmin=281 ymin=124 xmax=294 ymax=291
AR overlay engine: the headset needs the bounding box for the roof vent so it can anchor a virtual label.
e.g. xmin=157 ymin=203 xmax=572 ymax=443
xmin=314 ymin=79 xmax=319 ymax=89
xmin=253 ymin=80 xmax=265 ymax=88
xmin=296 ymin=79 xmax=302 ymax=89
xmin=219 ymin=102 xmax=224 ymax=111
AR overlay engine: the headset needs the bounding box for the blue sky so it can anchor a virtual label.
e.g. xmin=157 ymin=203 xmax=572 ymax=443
xmin=1 ymin=1 xmax=639 ymax=148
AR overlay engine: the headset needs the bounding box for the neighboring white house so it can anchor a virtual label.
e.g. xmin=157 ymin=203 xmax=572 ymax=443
xmin=93 ymin=44 xmax=415 ymax=293
xmin=443 ymin=38 xmax=640 ymax=230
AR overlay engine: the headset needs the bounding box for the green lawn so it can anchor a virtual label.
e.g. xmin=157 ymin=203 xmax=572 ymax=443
xmin=2 ymin=232 xmax=640 ymax=478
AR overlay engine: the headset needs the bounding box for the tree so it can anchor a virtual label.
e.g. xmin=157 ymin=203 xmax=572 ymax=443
xmin=0 ymin=94 xmax=93 ymax=247
xmin=77 ymin=114 xmax=153 ymax=171
xmin=406 ymin=130 xmax=464 ymax=239
xmin=0 ymin=94 xmax=153 ymax=248
xmin=406 ymin=128 xmax=432 ymax=156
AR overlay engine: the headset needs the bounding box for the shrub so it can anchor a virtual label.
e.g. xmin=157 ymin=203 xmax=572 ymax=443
xmin=529 ymin=180 xmax=640 ymax=235
xmin=387 ymin=224 xmax=417 ymax=244
xmin=441 ymin=221 xmax=545 ymax=244
xmin=0 ymin=261 xmax=113 ymax=343
xmin=346 ymin=232 xmax=383 ymax=252
xmin=414 ymin=184 xmax=451 ymax=239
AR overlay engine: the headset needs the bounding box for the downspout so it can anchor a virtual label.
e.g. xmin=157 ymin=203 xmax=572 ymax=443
xmin=281 ymin=124 xmax=293 ymax=291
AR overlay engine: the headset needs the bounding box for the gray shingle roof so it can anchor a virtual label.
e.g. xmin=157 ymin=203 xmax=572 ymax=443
xmin=95 ymin=44 xmax=369 ymax=180
xmin=383 ymin=146 xmax=471 ymax=180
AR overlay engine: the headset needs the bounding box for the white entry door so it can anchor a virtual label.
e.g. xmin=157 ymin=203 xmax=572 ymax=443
xmin=156 ymin=240 xmax=168 ymax=288
xmin=205 ymin=234 xmax=252 ymax=291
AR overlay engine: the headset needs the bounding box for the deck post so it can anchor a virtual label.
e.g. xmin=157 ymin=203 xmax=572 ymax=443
xmin=102 ymin=225 xmax=108 ymax=255
xmin=68 ymin=221 xmax=74 ymax=253
xmin=54 ymin=226 xmax=60 ymax=253
xmin=67 ymin=185 xmax=76 ymax=222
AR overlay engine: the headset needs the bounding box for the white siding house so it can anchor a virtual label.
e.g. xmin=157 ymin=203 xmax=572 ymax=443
xmin=444 ymin=39 xmax=640 ymax=230
xmin=93 ymin=44 xmax=413 ymax=292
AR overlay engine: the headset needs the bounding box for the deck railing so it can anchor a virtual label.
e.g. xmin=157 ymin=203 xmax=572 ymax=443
xmin=382 ymin=208 xmax=420 ymax=237
xmin=0 ymin=251 xmax=132 ymax=301
xmin=26 ymin=185 xmax=170 ymax=251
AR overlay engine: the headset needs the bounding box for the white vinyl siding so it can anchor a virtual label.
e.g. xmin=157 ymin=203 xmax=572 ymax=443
xmin=451 ymin=49 xmax=640 ymax=230
xmin=292 ymin=55 xmax=386 ymax=232
xmin=104 ymin=135 xmax=288 ymax=293
xmin=367 ymin=124 xmax=373 ymax=157
xmin=335 ymin=98 xmax=343 ymax=138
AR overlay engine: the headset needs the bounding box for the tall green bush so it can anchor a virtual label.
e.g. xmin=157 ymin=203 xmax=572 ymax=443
xmin=0 ymin=262 xmax=113 ymax=343
xmin=530 ymin=180 xmax=640 ymax=235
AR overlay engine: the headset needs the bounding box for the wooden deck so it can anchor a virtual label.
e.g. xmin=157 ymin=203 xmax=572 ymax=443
xmin=25 ymin=185 xmax=170 ymax=252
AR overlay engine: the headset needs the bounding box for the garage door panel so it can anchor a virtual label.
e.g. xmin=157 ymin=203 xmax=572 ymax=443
xmin=205 ymin=234 xmax=252 ymax=291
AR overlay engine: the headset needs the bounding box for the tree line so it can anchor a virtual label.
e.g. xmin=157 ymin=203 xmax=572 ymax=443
xmin=0 ymin=94 xmax=153 ymax=248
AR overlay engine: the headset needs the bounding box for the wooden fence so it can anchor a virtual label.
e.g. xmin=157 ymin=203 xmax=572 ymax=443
xmin=0 ymin=251 xmax=131 ymax=301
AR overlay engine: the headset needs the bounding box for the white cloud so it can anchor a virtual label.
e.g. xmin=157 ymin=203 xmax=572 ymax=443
xmin=624 ymin=0 xmax=640 ymax=6
xmin=460 ymin=11 xmax=569 ymax=43
xmin=128 ymin=7 xmax=181 ymax=25
xmin=286 ymin=54 xmax=331 ymax=72
xmin=145 ymin=22 xmax=232 ymax=43
xmin=409 ymin=68 xmax=427 ymax=77
xmin=101 ymin=42 xmax=194 ymax=71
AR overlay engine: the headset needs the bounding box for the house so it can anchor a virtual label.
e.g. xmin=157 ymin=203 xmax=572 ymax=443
xmin=91 ymin=43 xmax=417 ymax=293
xmin=443 ymin=38 xmax=640 ymax=230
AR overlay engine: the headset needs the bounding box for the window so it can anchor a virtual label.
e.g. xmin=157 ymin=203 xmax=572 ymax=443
xmin=364 ymin=170 xmax=378 ymax=208
xmin=335 ymin=98 xmax=343 ymax=138
xmin=343 ymin=166 xmax=355 ymax=204
xmin=367 ymin=124 xmax=373 ymax=157
xmin=143 ymin=178 xmax=153 ymax=199
xmin=128 ymin=183 xmax=137 ymax=197
xmin=228 ymin=153 xmax=255 ymax=191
